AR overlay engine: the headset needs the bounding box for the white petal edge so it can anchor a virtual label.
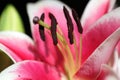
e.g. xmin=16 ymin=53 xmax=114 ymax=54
xmin=0 ymin=31 xmax=34 ymax=44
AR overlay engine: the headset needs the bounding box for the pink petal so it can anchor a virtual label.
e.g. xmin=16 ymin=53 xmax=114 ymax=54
xmin=76 ymin=27 xmax=120 ymax=79
xmin=0 ymin=31 xmax=35 ymax=61
xmin=27 ymin=0 xmax=81 ymax=66
xmin=81 ymin=0 xmax=115 ymax=32
xmin=0 ymin=60 xmax=61 ymax=80
xmin=82 ymin=7 xmax=120 ymax=63
xmin=96 ymin=65 xmax=119 ymax=80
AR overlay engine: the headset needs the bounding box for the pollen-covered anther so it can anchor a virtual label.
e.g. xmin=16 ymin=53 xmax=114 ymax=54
xmin=33 ymin=16 xmax=39 ymax=24
xmin=49 ymin=12 xmax=58 ymax=45
xmin=72 ymin=8 xmax=83 ymax=34
xmin=63 ymin=6 xmax=74 ymax=44
xmin=39 ymin=13 xmax=45 ymax=41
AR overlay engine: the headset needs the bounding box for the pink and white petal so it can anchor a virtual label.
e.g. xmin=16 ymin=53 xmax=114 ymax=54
xmin=76 ymin=27 xmax=120 ymax=79
xmin=96 ymin=64 xmax=119 ymax=80
xmin=27 ymin=0 xmax=81 ymax=66
xmin=82 ymin=7 xmax=120 ymax=62
xmin=112 ymin=56 xmax=120 ymax=79
xmin=0 ymin=60 xmax=61 ymax=80
xmin=0 ymin=44 xmax=19 ymax=71
xmin=0 ymin=44 xmax=21 ymax=62
xmin=0 ymin=31 xmax=35 ymax=60
xmin=110 ymin=50 xmax=119 ymax=71
xmin=81 ymin=0 xmax=114 ymax=31
xmin=116 ymin=59 xmax=120 ymax=79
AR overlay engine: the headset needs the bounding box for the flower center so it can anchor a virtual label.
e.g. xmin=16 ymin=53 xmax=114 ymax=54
xmin=33 ymin=6 xmax=83 ymax=80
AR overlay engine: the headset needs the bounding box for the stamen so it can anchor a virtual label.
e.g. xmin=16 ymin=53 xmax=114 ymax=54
xmin=49 ymin=12 xmax=58 ymax=45
xmin=72 ymin=8 xmax=83 ymax=34
xmin=63 ymin=6 xmax=74 ymax=44
xmin=33 ymin=16 xmax=39 ymax=24
xmin=39 ymin=13 xmax=45 ymax=41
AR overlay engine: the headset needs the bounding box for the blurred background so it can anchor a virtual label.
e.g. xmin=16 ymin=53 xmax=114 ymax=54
xmin=0 ymin=0 xmax=120 ymax=37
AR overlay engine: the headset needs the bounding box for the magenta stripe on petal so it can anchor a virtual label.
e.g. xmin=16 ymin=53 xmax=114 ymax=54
xmin=82 ymin=7 xmax=120 ymax=63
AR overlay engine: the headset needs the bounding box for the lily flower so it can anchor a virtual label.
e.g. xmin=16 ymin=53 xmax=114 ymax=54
xmin=0 ymin=0 xmax=120 ymax=80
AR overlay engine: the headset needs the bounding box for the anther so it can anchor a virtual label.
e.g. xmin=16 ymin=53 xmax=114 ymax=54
xmin=49 ymin=12 xmax=58 ymax=45
xmin=63 ymin=6 xmax=74 ymax=44
xmin=33 ymin=16 xmax=39 ymax=24
xmin=72 ymin=8 xmax=83 ymax=34
xmin=39 ymin=13 xmax=45 ymax=41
